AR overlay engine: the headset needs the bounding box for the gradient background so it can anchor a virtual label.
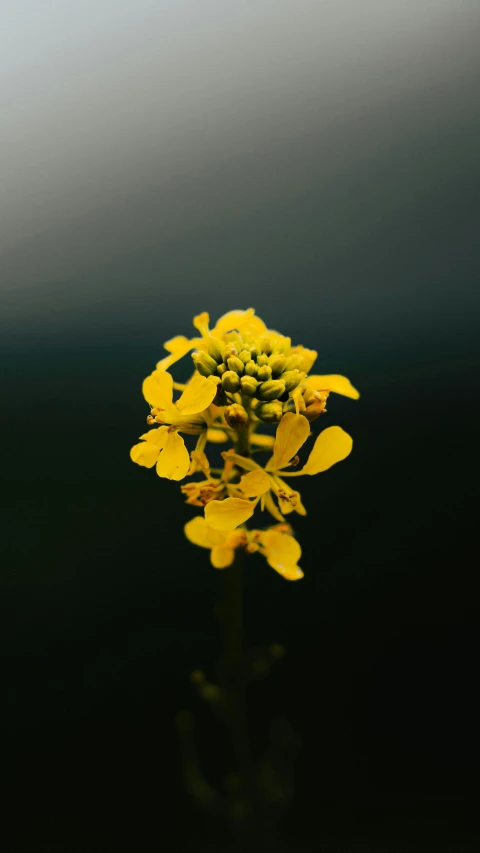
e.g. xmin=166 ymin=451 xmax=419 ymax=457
xmin=2 ymin=2 xmax=480 ymax=850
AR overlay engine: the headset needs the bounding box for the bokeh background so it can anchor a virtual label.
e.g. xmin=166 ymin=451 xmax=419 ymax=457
xmin=2 ymin=2 xmax=479 ymax=850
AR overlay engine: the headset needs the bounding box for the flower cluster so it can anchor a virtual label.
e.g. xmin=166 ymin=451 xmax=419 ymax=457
xmin=130 ymin=309 xmax=359 ymax=580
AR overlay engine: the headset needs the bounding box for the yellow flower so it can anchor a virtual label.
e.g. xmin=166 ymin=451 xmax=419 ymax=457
xmin=130 ymin=426 xmax=191 ymax=481
xmin=132 ymin=308 xmax=360 ymax=576
xmin=228 ymin=412 xmax=354 ymax=521
xmin=153 ymin=308 xmax=267 ymax=373
xmin=184 ymin=516 xmax=247 ymax=568
xmin=184 ymin=517 xmax=303 ymax=580
xmin=130 ymin=370 xmax=219 ymax=480
xmin=142 ymin=368 xmax=218 ymax=419
xmin=268 ymin=414 xmax=353 ymax=518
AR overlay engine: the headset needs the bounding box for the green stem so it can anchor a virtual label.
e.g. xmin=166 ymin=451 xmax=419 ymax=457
xmin=221 ymin=550 xmax=252 ymax=789
xmin=235 ymin=399 xmax=251 ymax=458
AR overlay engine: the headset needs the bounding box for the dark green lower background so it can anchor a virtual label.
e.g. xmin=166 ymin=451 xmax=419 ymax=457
xmin=3 ymin=303 xmax=479 ymax=851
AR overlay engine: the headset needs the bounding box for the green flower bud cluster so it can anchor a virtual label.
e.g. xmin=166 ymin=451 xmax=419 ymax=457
xmin=192 ymin=332 xmax=317 ymax=423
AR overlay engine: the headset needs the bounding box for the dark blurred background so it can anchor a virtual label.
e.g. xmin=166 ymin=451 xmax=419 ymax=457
xmin=2 ymin=2 xmax=479 ymax=850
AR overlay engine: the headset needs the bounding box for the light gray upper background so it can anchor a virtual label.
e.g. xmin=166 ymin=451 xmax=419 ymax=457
xmin=1 ymin=1 xmax=479 ymax=353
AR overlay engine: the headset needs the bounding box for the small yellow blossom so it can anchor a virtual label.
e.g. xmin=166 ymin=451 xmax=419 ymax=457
xmin=184 ymin=516 xmax=247 ymax=568
xmin=184 ymin=517 xmax=303 ymax=581
xmin=130 ymin=426 xmax=191 ymax=481
xmin=227 ymin=412 xmax=353 ymax=521
xmin=142 ymin=369 xmax=218 ymax=418
xmin=131 ymin=370 xmax=219 ymax=480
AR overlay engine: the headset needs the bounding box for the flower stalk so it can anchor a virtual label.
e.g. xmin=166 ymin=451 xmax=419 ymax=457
xmin=131 ymin=308 xmax=360 ymax=837
xmin=220 ymin=550 xmax=252 ymax=802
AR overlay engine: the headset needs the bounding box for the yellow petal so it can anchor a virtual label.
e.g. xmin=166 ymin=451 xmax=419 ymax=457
xmin=164 ymin=335 xmax=192 ymax=355
xmin=205 ymin=497 xmax=255 ymax=531
xmin=239 ymin=469 xmax=271 ymax=497
xmin=262 ymin=490 xmax=285 ymax=523
xmin=184 ymin=516 xmax=226 ymax=548
xmin=156 ymin=354 xmax=178 ymax=371
xmin=261 ymin=531 xmax=301 ymax=564
xmin=211 ymin=308 xmax=267 ymax=337
xmin=302 ymin=426 xmax=353 ymax=475
xmin=193 ymin=312 xmax=210 ymax=337
xmin=291 ymin=345 xmax=318 ymax=373
xmin=250 ymin=433 xmax=275 ymax=449
xmin=210 ymin=545 xmax=235 ymax=569
xmin=261 ymin=532 xmax=303 ymax=581
xmin=156 ymin=431 xmax=191 ymax=480
xmin=267 ymin=560 xmax=303 ymax=581
xmin=139 ymin=427 xmax=169 ymax=448
xmin=156 ymin=336 xmax=201 ymax=371
xmin=271 ymin=563 xmax=304 ymax=581
xmin=206 ymin=428 xmax=229 ymax=443
xmin=142 ymin=369 xmax=174 ymax=408
xmin=176 ymin=373 xmax=218 ymax=415
xmin=130 ymin=441 xmax=159 ymax=468
xmin=306 ymin=374 xmax=359 ymax=400
xmin=273 ymin=412 xmax=310 ymax=470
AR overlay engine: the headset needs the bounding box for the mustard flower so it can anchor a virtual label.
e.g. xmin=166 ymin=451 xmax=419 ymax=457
xmin=130 ymin=369 xmax=218 ymax=480
xmin=184 ymin=517 xmax=303 ymax=581
xmin=131 ymin=308 xmax=359 ymax=579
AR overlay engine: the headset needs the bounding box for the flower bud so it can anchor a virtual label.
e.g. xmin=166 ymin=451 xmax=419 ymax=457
xmin=257 ymin=379 xmax=286 ymax=401
xmin=256 ymin=401 xmax=283 ymax=423
xmin=217 ymin=362 xmax=227 ymax=376
xmin=193 ymin=351 xmax=218 ymax=377
xmin=222 ymin=345 xmax=238 ymax=363
xmin=244 ymin=360 xmax=258 ymax=377
xmin=225 ymin=403 xmax=249 ymax=431
xmin=268 ymin=353 xmax=287 ymax=376
xmin=207 ymin=336 xmax=224 ymax=363
xmin=238 ymin=349 xmax=251 ymax=364
xmin=257 ymin=365 xmax=272 ymax=382
xmin=284 ymin=355 xmax=302 ymax=371
xmin=222 ymin=370 xmax=241 ymax=393
xmin=282 ymin=369 xmax=302 ymax=392
xmin=227 ymin=355 xmax=244 ymax=375
xmin=256 ymin=354 xmax=269 ymax=367
xmin=240 ymin=375 xmax=258 ymax=397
